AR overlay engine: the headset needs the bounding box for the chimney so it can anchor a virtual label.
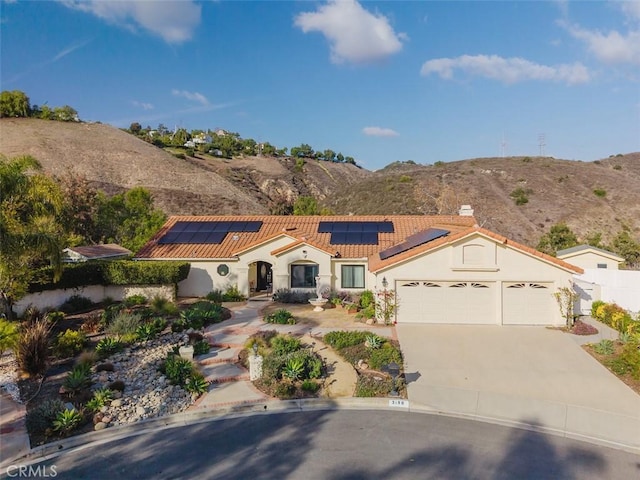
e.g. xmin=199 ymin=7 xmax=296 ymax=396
xmin=458 ymin=205 xmax=474 ymax=216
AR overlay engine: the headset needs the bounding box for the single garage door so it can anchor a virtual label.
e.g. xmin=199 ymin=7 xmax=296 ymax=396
xmin=396 ymin=281 xmax=496 ymax=324
xmin=502 ymin=282 xmax=555 ymax=325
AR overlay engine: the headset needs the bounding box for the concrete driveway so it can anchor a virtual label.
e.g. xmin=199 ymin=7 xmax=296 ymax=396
xmin=396 ymin=324 xmax=640 ymax=451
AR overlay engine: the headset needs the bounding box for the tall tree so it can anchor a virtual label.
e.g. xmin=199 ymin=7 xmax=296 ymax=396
xmin=95 ymin=187 xmax=166 ymax=253
xmin=610 ymin=229 xmax=640 ymax=269
xmin=536 ymin=223 xmax=578 ymax=256
xmin=0 ymin=155 xmax=64 ymax=318
xmin=293 ymin=196 xmax=320 ymax=216
xmin=0 ymin=90 xmax=31 ymax=118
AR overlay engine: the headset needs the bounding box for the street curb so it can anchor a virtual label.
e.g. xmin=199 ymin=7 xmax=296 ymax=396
xmin=3 ymin=396 xmax=638 ymax=470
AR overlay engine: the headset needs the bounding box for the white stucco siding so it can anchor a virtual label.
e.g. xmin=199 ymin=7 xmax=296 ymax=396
xmin=380 ymin=234 xmax=573 ymax=325
xmin=273 ymin=245 xmax=333 ymax=292
xmin=332 ymin=260 xmax=369 ymax=292
xmin=177 ymin=261 xmax=239 ymax=297
xmin=559 ymin=252 xmax=620 ymax=270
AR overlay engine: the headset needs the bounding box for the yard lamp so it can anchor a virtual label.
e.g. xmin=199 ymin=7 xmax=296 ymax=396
xmin=387 ymin=361 xmax=400 ymax=397
xmin=382 ymin=277 xmax=388 ymax=289
xmin=252 ymin=343 xmax=258 ymax=357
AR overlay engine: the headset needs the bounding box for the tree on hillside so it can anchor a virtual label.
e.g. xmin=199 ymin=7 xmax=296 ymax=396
xmin=293 ymin=196 xmax=321 ymax=216
xmin=95 ymin=187 xmax=166 ymax=253
xmin=323 ymin=149 xmax=336 ymax=162
xmin=56 ymin=172 xmax=100 ymax=246
xmin=0 ymin=90 xmax=31 ymax=118
xmin=0 ymin=155 xmax=64 ymax=318
xmin=53 ymin=105 xmax=78 ymax=122
xmin=336 ymin=153 xmax=344 ymax=163
xmin=129 ymin=122 xmax=142 ymax=134
xmin=291 ymin=144 xmax=314 ymax=158
xmin=536 ymin=223 xmax=578 ymax=256
xmin=242 ymin=138 xmax=257 ymax=156
xmin=610 ymin=229 xmax=640 ymax=269
xmin=261 ymin=142 xmax=276 ymax=156
xmin=345 ymin=156 xmax=356 ymax=165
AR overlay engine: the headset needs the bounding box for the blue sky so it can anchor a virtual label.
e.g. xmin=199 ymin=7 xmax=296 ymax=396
xmin=1 ymin=1 xmax=639 ymax=170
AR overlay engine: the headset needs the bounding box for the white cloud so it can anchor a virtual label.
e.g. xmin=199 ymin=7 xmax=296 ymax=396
xmin=620 ymin=1 xmax=640 ymax=21
xmin=61 ymin=0 xmax=201 ymax=44
xmin=420 ymin=54 xmax=590 ymax=85
xmin=171 ymin=89 xmax=209 ymax=106
xmin=294 ymin=0 xmax=406 ymax=64
xmin=561 ymin=22 xmax=640 ymax=65
xmin=132 ymin=100 xmax=154 ymax=111
xmin=362 ymin=126 xmax=399 ymax=137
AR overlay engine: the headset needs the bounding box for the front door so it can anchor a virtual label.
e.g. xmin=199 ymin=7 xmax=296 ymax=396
xmin=256 ymin=261 xmax=272 ymax=292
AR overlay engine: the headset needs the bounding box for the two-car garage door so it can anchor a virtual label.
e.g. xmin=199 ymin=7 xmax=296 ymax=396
xmin=396 ymin=280 xmax=554 ymax=325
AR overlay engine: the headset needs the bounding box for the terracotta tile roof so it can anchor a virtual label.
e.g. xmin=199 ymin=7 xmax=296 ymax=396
xmin=368 ymin=226 xmax=584 ymax=274
xmin=65 ymin=244 xmax=132 ymax=259
xmin=135 ymin=215 xmax=477 ymax=260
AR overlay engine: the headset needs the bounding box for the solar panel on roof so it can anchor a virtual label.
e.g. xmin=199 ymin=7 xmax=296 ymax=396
xmin=204 ymin=232 xmax=227 ymax=243
xmin=213 ymin=221 xmax=232 ymax=232
xmin=330 ymin=232 xmax=347 ymax=244
xmin=190 ymin=231 xmax=212 ymax=242
xmin=361 ymin=232 xmax=379 ymax=244
xmin=157 ymin=220 xmax=264 ymax=244
xmin=318 ymin=222 xmax=333 ymax=233
xmin=347 ymin=223 xmax=363 ymax=232
xmin=157 ymin=232 xmax=182 ymax=244
xmin=377 ymin=221 xmax=394 ymax=233
xmin=329 ymin=231 xmax=380 ymax=245
xmin=244 ymin=221 xmax=263 ymax=232
xmin=379 ymin=228 xmax=449 ymax=260
xmin=175 ymin=232 xmax=196 ymax=243
xmin=170 ymin=222 xmax=189 ymax=233
xmin=361 ymin=222 xmax=379 ymax=232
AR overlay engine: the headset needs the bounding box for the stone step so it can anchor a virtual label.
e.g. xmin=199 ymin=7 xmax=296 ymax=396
xmin=190 ymin=379 xmax=268 ymax=409
xmin=196 ymin=346 xmax=240 ymax=365
xmin=200 ymin=362 xmax=248 ymax=384
xmin=205 ymin=331 xmax=251 ymax=348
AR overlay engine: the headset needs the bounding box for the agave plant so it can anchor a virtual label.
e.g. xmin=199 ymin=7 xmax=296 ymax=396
xmin=365 ymin=334 xmax=383 ymax=349
xmin=52 ymin=409 xmax=83 ymax=434
xmin=63 ymin=364 xmax=91 ymax=395
xmin=184 ymin=372 xmax=209 ymax=395
xmin=95 ymin=337 xmax=123 ymax=358
xmin=283 ymin=357 xmax=305 ymax=381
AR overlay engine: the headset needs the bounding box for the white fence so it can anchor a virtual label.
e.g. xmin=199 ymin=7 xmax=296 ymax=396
xmin=574 ymin=269 xmax=640 ymax=314
xmin=14 ymin=285 xmax=175 ymax=316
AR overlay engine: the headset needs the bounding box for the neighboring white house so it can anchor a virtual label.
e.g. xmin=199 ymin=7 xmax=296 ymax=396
xmin=63 ymin=244 xmax=132 ymax=263
xmin=557 ymin=245 xmax=624 ymax=270
xmin=135 ymin=214 xmax=582 ymax=326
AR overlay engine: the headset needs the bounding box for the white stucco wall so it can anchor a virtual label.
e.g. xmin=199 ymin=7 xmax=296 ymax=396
xmin=577 ymin=269 xmax=640 ymax=313
xmin=377 ymin=234 xmax=575 ymax=325
xmin=177 ymin=261 xmax=239 ymax=297
xmin=14 ymin=285 xmax=175 ymax=316
xmin=559 ymin=251 xmax=620 ymax=270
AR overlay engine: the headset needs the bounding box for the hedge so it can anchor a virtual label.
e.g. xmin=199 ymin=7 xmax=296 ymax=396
xmin=29 ymin=261 xmax=190 ymax=292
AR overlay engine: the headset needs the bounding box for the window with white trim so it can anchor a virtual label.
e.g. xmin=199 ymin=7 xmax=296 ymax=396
xmin=291 ymin=264 xmax=318 ymax=288
xmin=341 ymin=265 xmax=365 ymax=289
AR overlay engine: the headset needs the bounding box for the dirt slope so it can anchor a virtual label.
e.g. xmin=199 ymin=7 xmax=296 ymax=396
xmin=1 ymin=118 xmax=638 ymax=247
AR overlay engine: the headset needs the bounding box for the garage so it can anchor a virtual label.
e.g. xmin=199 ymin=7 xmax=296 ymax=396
xmin=396 ymin=280 xmax=496 ymax=324
xmin=502 ymin=282 xmax=555 ymax=325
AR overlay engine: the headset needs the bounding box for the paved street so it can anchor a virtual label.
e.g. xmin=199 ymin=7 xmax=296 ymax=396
xmin=9 ymin=410 xmax=640 ymax=480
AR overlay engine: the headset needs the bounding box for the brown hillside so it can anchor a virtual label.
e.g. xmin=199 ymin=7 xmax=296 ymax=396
xmin=327 ymin=155 xmax=640 ymax=246
xmin=0 ymin=118 xmax=369 ymax=215
xmin=1 ymin=118 xmax=638 ymax=248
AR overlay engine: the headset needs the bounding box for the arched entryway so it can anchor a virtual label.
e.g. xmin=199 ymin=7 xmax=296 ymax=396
xmin=250 ymin=261 xmax=273 ymax=295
